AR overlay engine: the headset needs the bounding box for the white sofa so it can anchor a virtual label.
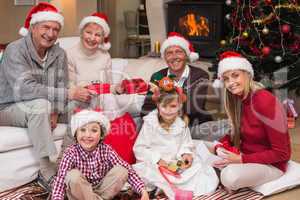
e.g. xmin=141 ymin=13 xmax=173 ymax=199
xmin=0 ymin=37 xmax=213 ymax=192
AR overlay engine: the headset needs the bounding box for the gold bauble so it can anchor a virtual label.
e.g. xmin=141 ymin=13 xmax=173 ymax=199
xmin=262 ymin=27 xmax=269 ymax=35
xmin=242 ymin=31 xmax=249 ymax=38
xmin=220 ymin=40 xmax=227 ymax=47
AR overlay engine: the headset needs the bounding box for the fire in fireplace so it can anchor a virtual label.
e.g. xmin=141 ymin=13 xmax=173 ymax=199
xmin=166 ymin=0 xmax=225 ymax=58
xmin=179 ymin=13 xmax=210 ymax=37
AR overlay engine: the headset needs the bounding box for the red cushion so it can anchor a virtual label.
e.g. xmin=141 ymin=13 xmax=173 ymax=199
xmin=104 ymin=112 xmax=137 ymax=164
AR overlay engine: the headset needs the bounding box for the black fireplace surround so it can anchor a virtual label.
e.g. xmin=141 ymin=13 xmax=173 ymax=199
xmin=166 ymin=0 xmax=225 ymax=58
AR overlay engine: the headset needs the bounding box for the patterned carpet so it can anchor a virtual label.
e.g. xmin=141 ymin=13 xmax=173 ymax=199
xmin=0 ymin=181 xmax=263 ymax=200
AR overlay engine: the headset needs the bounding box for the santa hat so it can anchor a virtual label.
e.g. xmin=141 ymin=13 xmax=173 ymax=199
xmin=79 ymin=12 xmax=111 ymax=51
xmin=160 ymin=32 xmax=199 ymax=62
xmin=19 ymin=2 xmax=64 ymax=36
xmin=71 ymin=109 xmax=111 ymax=138
xmin=212 ymin=51 xmax=254 ymax=88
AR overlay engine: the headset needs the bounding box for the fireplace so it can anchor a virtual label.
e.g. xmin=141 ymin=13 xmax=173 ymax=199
xmin=166 ymin=0 xmax=225 ymax=58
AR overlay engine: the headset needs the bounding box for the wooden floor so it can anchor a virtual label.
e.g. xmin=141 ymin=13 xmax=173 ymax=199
xmin=264 ymin=119 xmax=300 ymax=199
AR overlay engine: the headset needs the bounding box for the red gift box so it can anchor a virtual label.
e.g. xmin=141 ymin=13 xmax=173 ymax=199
xmin=85 ymin=83 xmax=110 ymax=94
xmin=121 ymin=78 xmax=148 ymax=94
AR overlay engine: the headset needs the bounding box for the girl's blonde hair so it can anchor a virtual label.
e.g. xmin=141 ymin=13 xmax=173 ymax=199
xmin=223 ymin=71 xmax=264 ymax=148
xmin=157 ymin=90 xmax=189 ymax=128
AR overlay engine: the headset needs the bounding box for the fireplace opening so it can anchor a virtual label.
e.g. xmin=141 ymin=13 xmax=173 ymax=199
xmin=166 ymin=0 xmax=225 ymax=58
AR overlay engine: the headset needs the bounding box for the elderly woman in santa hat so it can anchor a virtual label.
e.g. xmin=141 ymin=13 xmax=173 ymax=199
xmin=212 ymin=51 xmax=291 ymax=191
xmin=65 ymin=12 xmax=123 ymax=118
xmin=141 ymin=32 xmax=212 ymax=137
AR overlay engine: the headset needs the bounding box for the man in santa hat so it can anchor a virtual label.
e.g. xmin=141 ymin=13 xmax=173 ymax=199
xmin=141 ymin=32 xmax=212 ymax=136
xmin=0 ymin=2 xmax=94 ymax=186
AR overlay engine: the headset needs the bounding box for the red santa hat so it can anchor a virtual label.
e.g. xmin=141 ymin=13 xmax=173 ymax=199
xmin=213 ymin=51 xmax=254 ymax=88
xmin=79 ymin=12 xmax=111 ymax=51
xmin=70 ymin=108 xmax=111 ymax=138
xmin=160 ymin=32 xmax=199 ymax=62
xmin=19 ymin=2 xmax=64 ymax=36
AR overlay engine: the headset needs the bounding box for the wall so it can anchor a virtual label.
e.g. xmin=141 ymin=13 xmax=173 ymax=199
xmin=0 ymin=0 xmax=140 ymax=57
xmin=0 ymin=0 xmax=96 ymax=44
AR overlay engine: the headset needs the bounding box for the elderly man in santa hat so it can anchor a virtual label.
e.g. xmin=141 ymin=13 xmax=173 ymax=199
xmin=141 ymin=32 xmax=212 ymax=136
xmin=0 ymin=2 xmax=94 ymax=186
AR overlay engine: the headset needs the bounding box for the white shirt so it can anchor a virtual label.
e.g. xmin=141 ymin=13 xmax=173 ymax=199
xmin=167 ymin=65 xmax=190 ymax=87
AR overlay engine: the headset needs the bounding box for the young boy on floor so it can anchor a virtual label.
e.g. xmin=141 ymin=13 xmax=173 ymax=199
xmin=51 ymin=109 xmax=149 ymax=200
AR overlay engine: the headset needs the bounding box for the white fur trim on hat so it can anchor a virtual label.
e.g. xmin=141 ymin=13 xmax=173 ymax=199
xmin=99 ymin=41 xmax=111 ymax=51
xmin=30 ymin=11 xmax=64 ymax=27
xmin=79 ymin=16 xmax=110 ymax=37
xmin=19 ymin=27 xmax=29 ymax=37
xmin=71 ymin=110 xmax=111 ymax=137
xmin=217 ymin=57 xmax=253 ymax=78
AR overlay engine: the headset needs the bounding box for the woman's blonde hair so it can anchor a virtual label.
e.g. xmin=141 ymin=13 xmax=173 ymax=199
xmin=223 ymin=71 xmax=264 ymax=148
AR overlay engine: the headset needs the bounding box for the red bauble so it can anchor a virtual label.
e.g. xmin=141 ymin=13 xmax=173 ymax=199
xmin=262 ymin=46 xmax=271 ymax=56
xmin=265 ymin=0 xmax=272 ymax=5
xmin=281 ymin=24 xmax=291 ymax=34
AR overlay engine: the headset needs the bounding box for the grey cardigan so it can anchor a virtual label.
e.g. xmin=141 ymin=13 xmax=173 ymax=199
xmin=0 ymin=34 xmax=68 ymax=112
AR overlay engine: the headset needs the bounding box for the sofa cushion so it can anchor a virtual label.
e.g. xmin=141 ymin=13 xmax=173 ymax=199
xmin=0 ymin=123 xmax=67 ymax=152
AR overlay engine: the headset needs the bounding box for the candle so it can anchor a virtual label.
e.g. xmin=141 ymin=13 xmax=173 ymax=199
xmin=154 ymin=41 xmax=160 ymax=54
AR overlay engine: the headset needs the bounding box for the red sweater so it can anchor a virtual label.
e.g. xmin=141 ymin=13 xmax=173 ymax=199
xmin=240 ymin=89 xmax=291 ymax=172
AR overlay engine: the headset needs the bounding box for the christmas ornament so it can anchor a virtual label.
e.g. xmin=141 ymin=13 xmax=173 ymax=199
xmin=225 ymin=0 xmax=232 ymax=6
xmin=265 ymin=0 xmax=273 ymax=5
xmin=262 ymin=46 xmax=271 ymax=56
xmin=220 ymin=40 xmax=227 ymax=47
xmin=281 ymin=24 xmax=291 ymax=34
xmin=274 ymin=56 xmax=283 ymax=63
xmin=242 ymin=31 xmax=249 ymax=38
xmin=262 ymin=27 xmax=269 ymax=35
xmin=225 ymin=14 xmax=231 ymax=20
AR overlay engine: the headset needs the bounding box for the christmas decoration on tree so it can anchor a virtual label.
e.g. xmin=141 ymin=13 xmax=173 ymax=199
xmin=211 ymin=0 xmax=300 ymax=95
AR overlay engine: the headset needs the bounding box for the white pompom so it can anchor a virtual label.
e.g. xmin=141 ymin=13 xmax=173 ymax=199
xmin=189 ymin=52 xmax=199 ymax=62
xmin=19 ymin=27 xmax=29 ymax=36
xmin=212 ymin=79 xmax=224 ymax=88
xmin=99 ymin=42 xmax=111 ymax=51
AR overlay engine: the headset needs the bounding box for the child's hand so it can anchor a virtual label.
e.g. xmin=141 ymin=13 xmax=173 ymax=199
xmin=140 ymin=188 xmax=150 ymax=200
xmin=157 ymin=159 xmax=168 ymax=167
xmin=213 ymin=148 xmax=242 ymax=169
xmin=181 ymin=153 xmax=193 ymax=169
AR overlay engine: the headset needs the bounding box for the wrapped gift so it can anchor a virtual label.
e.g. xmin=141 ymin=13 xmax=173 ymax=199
xmin=85 ymin=83 xmax=110 ymax=94
xmin=121 ymin=78 xmax=148 ymax=94
xmin=214 ymin=134 xmax=240 ymax=155
xmin=283 ymin=99 xmax=298 ymax=128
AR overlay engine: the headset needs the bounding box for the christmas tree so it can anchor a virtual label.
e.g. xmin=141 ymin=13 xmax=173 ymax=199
xmin=211 ymin=0 xmax=300 ymax=95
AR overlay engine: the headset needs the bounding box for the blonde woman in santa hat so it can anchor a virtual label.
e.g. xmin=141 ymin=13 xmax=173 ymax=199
xmin=52 ymin=109 xmax=149 ymax=200
xmin=212 ymin=51 xmax=291 ymax=191
xmin=141 ymin=32 xmax=212 ymax=138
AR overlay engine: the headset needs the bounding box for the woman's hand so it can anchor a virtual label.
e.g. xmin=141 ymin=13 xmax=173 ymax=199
xmin=157 ymin=159 xmax=168 ymax=167
xmin=140 ymin=188 xmax=150 ymax=200
xmin=181 ymin=153 xmax=193 ymax=169
xmin=213 ymin=148 xmax=242 ymax=169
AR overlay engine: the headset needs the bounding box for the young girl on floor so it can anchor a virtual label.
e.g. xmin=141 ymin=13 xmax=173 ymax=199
xmin=133 ymin=77 xmax=219 ymax=198
xmin=51 ymin=109 xmax=149 ymax=200
xmin=212 ymin=51 xmax=291 ymax=191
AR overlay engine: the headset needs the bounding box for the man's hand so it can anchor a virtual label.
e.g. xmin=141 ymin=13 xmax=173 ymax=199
xmin=68 ymin=87 xmax=95 ymax=102
xmin=181 ymin=153 xmax=193 ymax=169
xmin=157 ymin=159 xmax=168 ymax=167
xmin=140 ymin=188 xmax=150 ymax=200
xmin=50 ymin=112 xmax=58 ymax=131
